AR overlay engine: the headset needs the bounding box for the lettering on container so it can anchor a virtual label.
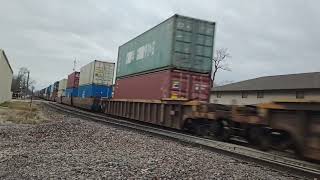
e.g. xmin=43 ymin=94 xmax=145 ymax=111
xmin=137 ymin=41 xmax=155 ymax=60
xmin=126 ymin=41 xmax=156 ymax=64
xmin=126 ymin=51 xmax=135 ymax=64
xmin=92 ymin=65 xmax=114 ymax=85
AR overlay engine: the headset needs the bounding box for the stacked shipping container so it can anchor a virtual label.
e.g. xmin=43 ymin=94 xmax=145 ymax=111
xmin=52 ymin=81 xmax=59 ymax=101
xmin=46 ymin=85 xmax=52 ymax=100
xmin=49 ymin=83 xmax=54 ymax=99
xmin=56 ymin=79 xmax=67 ymax=103
xmin=114 ymin=69 xmax=211 ymax=101
xmin=78 ymin=60 xmax=114 ymax=99
xmin=114 ymin=14 xmax=215 ymax=101
xmin=66 ymin=72 xmax=80 ymax=97
xmin=58 ymin=79 xmax=67 ymax=97
xmin=41 ymin=14 xmax=214 ymax=102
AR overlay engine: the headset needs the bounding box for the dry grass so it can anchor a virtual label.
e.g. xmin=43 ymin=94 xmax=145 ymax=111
xmin=0 ymin=101 xmax=46 ymax=124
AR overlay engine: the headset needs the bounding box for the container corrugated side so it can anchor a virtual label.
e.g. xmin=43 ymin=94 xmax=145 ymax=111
xmin=117 ymin=14 xmax=215 ymax=78
xmin=47 ymin=85 xmax=52 ymax=95
xmin=65 ymin=87 xmax=79 ymax=97
xmin=114 ymin=69 xmax=211 ymax=101
xmin=67 ymin=72 xmax=80 ymax=88
xmin=57 ymin=89 xmax=65 ymax=97
xmin=73 ymin=97 xmax=101 ymax=111
xmin=79 ymin=60 xmax=115 ymax=86
xmin=58 ymin=79 xmax=67 ymax=91
xmin=78 ymin=84 xmax=112 ymax=98
xmin=50 ymin=84 xmax=54 ymax=93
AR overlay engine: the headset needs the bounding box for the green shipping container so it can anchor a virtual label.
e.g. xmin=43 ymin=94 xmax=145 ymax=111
xmin=117 ymin=14 xmax=215 ymax=78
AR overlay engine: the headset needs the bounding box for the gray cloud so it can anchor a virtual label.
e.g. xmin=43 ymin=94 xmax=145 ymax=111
xmin=0 ymin=0 xmax=319 ymax=88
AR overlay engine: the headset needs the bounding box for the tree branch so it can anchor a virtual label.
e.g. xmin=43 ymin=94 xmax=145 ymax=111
xmin=211 ymin=48 xmax=231 ymax=84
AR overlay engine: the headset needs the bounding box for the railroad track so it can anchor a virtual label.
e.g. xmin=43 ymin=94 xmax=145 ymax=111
xmin=45 ymin=101 xmax=320 ymax=179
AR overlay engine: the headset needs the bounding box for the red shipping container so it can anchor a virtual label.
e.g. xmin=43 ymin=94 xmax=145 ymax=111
xmin=114 ymin=69 xmax=212 ymax=102
xmin=67 ymin=72 xmax=80 ymax=88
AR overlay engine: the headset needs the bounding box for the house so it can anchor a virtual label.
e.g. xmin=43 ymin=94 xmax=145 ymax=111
xmin=0 ymin=49 xmax=13 ymax=104
xmin=210 ymin=72 xmax=320 ymax=105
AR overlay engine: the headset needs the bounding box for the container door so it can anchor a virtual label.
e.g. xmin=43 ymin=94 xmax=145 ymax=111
xmin=174 ymin=25 xmax=193 ymax=70
xmin=193 ymin=21 xmax=215 ymax=73
xmin=190 ymin=74 xmax=211 ymax=101
xmin=93 ymin=62 xmax=114 ymax=86
xmin=173 ymin=16 xmax=215 ymax=74
xmin=170 ymin=71 xmax=190 ymax=100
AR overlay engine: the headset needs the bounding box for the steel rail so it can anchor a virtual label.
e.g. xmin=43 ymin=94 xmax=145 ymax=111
xmin=45 ymin=102 xmax=320 ymax=179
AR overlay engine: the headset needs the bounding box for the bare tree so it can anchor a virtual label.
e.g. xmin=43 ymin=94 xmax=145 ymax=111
xmin=212 ymin=48 xmax=231 ymax=85
xmin=11 ymin=67 xmax=36 ymax=98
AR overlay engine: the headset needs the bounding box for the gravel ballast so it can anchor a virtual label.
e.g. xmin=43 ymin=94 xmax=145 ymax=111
xmin=0 ymin=104 xmax=303 ymax=179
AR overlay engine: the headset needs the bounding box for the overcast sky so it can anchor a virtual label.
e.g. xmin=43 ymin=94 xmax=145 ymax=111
xmin=1 ymin=0 xmax=319 ymax=89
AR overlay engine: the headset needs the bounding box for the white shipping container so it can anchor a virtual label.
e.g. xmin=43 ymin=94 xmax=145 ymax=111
xmin=79 ymin=60 xmax=115 ymax=86
xmin=57 ymin=89 xmax=65 ymax=97
xmin=58 ymin=79 xmax=68 ymax=91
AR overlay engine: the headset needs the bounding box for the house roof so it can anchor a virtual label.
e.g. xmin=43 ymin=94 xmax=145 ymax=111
xmin=212 ymin=72 xmax=320 ymax=91
xmin=0 ymin=49 xmax=13 ymax=74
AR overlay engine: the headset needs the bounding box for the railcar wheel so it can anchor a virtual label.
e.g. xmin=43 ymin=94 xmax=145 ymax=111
xmin=212 ymin=120 xmax=231 ymax=141
xmin=293 ymin=141 xmax=304 ymax=159
xmin=258 ymin=135 xmax=270 ymax=151
xmin=183 ymin=119 xmax=194 ymax=133
xmin=194 ymin=124 xmax=209 ymax=136
xmin=221 ymin=126 xmax=231 ymax=142
xmin=211 ymin=121 xmax=223 ymax=136
xmin=248 ymin=127 xmax=270 ymax=151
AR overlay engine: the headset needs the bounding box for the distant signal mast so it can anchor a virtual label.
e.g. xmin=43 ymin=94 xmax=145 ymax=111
xmin=73 ymin=59 xmax=77 ymax=72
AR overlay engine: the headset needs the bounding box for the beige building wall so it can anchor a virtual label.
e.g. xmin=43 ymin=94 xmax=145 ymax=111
xmin=0 ymin=51 xmax=13 ymax=104
xmin=210 ymin=89 xmax=320 ymax=105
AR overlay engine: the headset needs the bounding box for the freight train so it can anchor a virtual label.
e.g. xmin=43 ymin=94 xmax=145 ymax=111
xmin=37 ymin=14 xmax=320 ymax=161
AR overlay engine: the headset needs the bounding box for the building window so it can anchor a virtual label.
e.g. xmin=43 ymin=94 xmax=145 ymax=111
xmin=216 ymin=92 xmax=222 ymax=98
xmin=257 ymin=91 xmax=264 ymax=98
xmin=296 ymin=91 xmax=304 ymax=99
xmin=242 ymin=91 xmax=248 ymax=98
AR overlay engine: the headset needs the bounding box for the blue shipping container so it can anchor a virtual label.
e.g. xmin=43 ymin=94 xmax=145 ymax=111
xmin=65 ymin=88 xmax=79 ymax=97
xmin=46 ymin=85 xmax=52 ymax=95
xmin=78 ymin=84 xmax=112 ymax=98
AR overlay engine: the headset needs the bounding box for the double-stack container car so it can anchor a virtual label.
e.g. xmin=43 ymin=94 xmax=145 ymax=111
xmin=115 ymin=14 xmax=215 ymax=101
xmin=38 ymin=14 xmax=320 ymax=161
xmin=62 ymin=72 xmax=80 ymax=105
xmin=57 ymin=79 xmax=67 ymax=103
xmin=49 ymin=84 xmax=54 ymax=100
xmin=39 ymin=88 xmax=46 ymax=99
xmin=75 ymin=60 xmax=115 ymax=110
xmin=100 ymin=99 xmax=320 ymax=161
xmin=45 ymin=85 xmax=52 ymax=100
xmin=51 ymin=81 xmax=59 ymax=101
xmin=67 ymin=71 xmax=80 ymax=89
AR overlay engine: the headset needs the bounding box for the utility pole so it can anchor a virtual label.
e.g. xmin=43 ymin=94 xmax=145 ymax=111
xmin=30 ymin=86 xmax=34 ymax=107
xmin=26 ymin=71 xmax=30 ymax=99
